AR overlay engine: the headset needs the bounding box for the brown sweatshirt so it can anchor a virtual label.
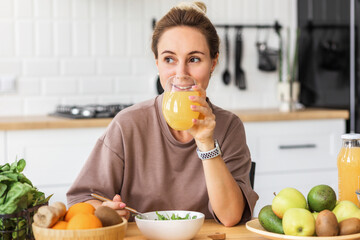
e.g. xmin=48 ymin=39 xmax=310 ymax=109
xmin=67 ymin=94 xmax=258 ymax=223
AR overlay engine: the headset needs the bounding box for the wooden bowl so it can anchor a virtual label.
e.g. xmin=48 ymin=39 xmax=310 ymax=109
xmin=32 ymin=218 xmax=127 ymax=240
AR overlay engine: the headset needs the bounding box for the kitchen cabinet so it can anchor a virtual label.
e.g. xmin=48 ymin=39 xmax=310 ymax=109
xmin=244 ymin=119 xmax=345 ymax=216
xmin=0 ymin=131 xmax=5 ymax=164
xmin=5 ymin=127 xmax=106 ymax=204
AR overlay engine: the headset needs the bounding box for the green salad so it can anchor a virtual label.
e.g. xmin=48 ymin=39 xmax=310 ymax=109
xmin=155 ymin=211 xmax=197 ymax=220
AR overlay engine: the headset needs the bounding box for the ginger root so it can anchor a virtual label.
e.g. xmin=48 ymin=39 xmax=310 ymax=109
xmin=33 ymin=202 xmax=67 ymax=228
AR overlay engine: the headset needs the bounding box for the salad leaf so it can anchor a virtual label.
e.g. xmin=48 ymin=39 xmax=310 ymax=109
xmin=155 ymin=211 xmax=197 ymax=220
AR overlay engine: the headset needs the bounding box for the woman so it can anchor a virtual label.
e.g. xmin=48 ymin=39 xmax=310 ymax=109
xmin=67 ymin=1 xmax=258 ymax=227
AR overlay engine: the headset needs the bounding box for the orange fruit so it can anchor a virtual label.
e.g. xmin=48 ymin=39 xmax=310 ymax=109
xmin=51 ymin=221 xmax=68 ymax=229
xmin=64 ymin=202 xmax=95 ymax=221
xmin=67 ymin=213 xmax=102 ymax=230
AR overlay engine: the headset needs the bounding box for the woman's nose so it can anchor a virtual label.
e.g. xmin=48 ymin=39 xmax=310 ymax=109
xmin=176 ymin=61 xmax=189 ymax=76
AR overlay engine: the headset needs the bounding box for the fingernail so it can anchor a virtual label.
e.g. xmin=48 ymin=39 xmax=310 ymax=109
xmin=120 ymin=203 xmax=126 ymax=208
xmin=190 ymin=105 xmax=196 ymax=109
xmin=189 ymin=95 xmax=195 ymax=100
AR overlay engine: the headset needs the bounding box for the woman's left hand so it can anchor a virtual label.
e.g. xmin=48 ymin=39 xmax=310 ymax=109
xmin=187 ymin=85 xmax=216 ymax=150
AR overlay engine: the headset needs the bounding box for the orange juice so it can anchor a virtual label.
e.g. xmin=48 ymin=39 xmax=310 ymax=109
xmin=337 ymin=134 xmax=360 ymax=207
xmin=162 ymin=91 xmax=200 ymax=131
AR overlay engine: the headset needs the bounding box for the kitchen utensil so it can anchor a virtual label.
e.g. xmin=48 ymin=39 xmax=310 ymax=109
xmin=135 ymin=210 xmax=204 ymax=240
xmin=256 ymin=28 xmax=279 ymax=72
xmin=90 ymin=193 xmax=148 ymax=219
xmin=156 ymin=74 xmax=164 ymax=94
xmin=222 ymin=27 xmax=231 ymax=85
xmin=235 ymin=28 xmax=246 ymax=90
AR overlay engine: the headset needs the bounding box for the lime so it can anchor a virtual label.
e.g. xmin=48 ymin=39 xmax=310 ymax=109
xmin=307 ymin=184 xmax=337 ymax=212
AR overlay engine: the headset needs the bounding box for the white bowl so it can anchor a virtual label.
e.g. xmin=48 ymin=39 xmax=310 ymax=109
xmin=135 ymin=210 xmax=205 ymax=240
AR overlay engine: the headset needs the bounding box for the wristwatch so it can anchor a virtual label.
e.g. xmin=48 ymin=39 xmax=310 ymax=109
xmin=196 ymin=139 xmax=222 ymax=160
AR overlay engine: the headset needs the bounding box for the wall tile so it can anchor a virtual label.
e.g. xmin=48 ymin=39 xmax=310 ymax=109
xmin=126 ymin=20 xmax=144 ymax=56
xmin=92 ymin=21 xmax=108 ymax=56
xmin=0 ymin=97 xmax=23 ymax=116
xmin=98 ymin=95 xmax=133 ymax=104
xmin=115 ymin=76 xmax=152 ymax=94
xmin=0 ymin=21 xmax=14 ymax=56
xmin=54 ymin=21 xmax=72 ymax=56
xmin=79 ymin=77 xmax=114 ymax=94
xmin=54 ymin=0 xmax=71 ymax=18
xmin=0 ymin=59 xmax=21 ymax=75
xmin=132 ymin=57 xmax=157 ymax=75
xmin=34 ymin=0 xmax=52 ymax=18
xmin=15 ymin=21 xmax=34 ymax=56
xmin=73 ymin=0 xmax=90 ymax=19
xmin=24 ymin=96 xmax=60 ymax=115
xmin=43 ymin=77 xmax=78 ymax=95
xmin=14 ymin=0 xmax=33 ymax=18
xmin=109 ymin=21 xmax=126 ymax=56
xmin=0 ymin=0 xmax=14 ymax=18
xmin=126 ymin=0 xmax=144 ymax=21
xmin=73 ymin=21 xmax=90 ymax=56
xmin=35 ymin=21 xmax=53 ymax=56
xmin=109 ymin=0 xmax=126 ymax=20
xmin=24 ymin=59 xmax=59 ymax=76
xmin=17 ymin=77 xmax=41 ymax=95
xmin=61 ymin=59 xmax=96 ymax=75
xmin=98 ymin=58 xmax=131 ymax=75
xmin=91 ymin=0 xmax=108 ymax=19
xmin=61 ymin=96 xmax=98 ymax=105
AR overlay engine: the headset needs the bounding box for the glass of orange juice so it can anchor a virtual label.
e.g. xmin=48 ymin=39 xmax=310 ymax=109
xmin=162 ymin=75 xmax=200 ymax=131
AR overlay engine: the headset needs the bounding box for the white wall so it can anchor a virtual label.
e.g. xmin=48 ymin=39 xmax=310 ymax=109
xmin=0 ymin=0 xmax=297 ymax=116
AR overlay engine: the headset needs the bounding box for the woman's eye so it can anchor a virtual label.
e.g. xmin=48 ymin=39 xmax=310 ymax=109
xmin=189 ymin=57 xmax=200 ymax=63
xmin=165 ymin=57 xmax=174 ymax=63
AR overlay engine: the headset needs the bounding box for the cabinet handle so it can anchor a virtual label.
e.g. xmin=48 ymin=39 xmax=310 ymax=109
xmin=278 ymin=144 xmax=317 ymax=150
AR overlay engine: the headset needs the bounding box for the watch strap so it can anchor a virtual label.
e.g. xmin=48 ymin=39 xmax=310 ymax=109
xmin=196 ymin=139 xmax=221 ymax=160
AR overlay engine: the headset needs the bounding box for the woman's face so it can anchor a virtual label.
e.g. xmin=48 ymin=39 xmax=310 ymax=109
xmin=156 ymin=26 xmax=218 ymax=90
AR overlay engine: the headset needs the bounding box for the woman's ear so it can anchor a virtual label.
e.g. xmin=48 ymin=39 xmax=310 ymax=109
xmin=211 ymin=53 xmax=219 ymax=73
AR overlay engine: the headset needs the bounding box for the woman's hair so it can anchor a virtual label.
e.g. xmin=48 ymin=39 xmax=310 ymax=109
xmin=151 ymin=1 xmax=219 ymax=59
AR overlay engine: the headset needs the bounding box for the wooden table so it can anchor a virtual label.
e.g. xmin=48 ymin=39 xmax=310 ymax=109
xmin=124 ymin=219 xmax=266 ymax=240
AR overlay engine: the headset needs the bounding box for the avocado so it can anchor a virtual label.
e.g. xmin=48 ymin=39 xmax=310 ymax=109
xmin=258 ymin=205 xmax=284 ymax=234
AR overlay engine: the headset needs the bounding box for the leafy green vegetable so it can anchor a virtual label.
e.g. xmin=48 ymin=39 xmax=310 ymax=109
xmin=154 ymin=211 xmax=197 ymax=220
xmin=0 ymin=159 xmax=51 ymax=239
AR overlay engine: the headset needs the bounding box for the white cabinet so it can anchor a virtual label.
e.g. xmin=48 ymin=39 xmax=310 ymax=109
xmin=0 ymin=131 xmax=5 ymax=165
xmin=5 ymin=127 xmax=106 ymax=204
xmin=244 ymin=119 xmax=345 ymax=217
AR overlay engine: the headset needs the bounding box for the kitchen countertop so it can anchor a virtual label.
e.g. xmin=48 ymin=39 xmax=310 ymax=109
xmin=125 ymin=219 xmax=266 ymax=240
xmin=0 ymin=108 xmax=349 ymax=131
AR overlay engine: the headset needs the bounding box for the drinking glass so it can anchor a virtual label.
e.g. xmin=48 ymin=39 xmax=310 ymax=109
xmin=162 ymin=75 xmax=200 ymax=131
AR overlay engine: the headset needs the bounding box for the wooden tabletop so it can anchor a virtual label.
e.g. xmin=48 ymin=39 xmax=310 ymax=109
xmin=0 ymin=108 xmax=349 ymax=131
xmin=124 ymin=219 xmax=266 ymax=240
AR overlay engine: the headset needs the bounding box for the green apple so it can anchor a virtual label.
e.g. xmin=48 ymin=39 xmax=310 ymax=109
xmin=282 ymin=208 xmax=315 ymax=236
xmin=272 ymin=187 xmax=307 ymax=219
xmin=332 ymin=200 xmax=360 ymax=222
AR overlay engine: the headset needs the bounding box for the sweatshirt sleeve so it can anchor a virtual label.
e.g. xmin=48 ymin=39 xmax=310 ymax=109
xmin=66 ymin=124 xmax=125 ymax=207
xmin=209 ymin=115 xmax=259 ymax=224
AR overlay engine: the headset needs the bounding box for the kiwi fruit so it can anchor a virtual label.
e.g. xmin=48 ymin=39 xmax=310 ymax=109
xmin=94 ymin=206 xmax=123 ymax=227
xmin=315 ymin=210 xmax=339 ymax=236
xmin=339 ymin=218 xmax=360 ymax=235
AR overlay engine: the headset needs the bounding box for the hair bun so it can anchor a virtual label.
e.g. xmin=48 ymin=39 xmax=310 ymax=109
xmin=176 ymin=1 xmax=207 ymax=15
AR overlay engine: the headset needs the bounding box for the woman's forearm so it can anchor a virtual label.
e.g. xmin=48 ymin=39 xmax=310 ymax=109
xmin=202 ymin=156 xmax=245 ymax=227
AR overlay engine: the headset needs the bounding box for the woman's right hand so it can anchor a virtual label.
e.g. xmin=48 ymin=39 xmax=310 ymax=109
xmin=101 ymin=194 xmax=130 ymax=219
